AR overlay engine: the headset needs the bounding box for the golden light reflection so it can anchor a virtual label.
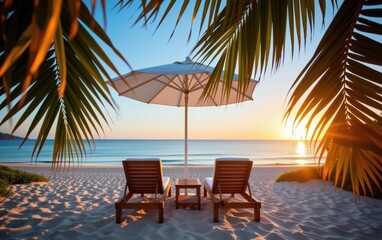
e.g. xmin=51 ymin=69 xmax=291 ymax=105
xmin=296 ymin=159 xmax=308 ymax=165
xmin=297 ymin=141 xmax=306 ymax=156
xmin=296 ymin=141 xmax=307 ymax=165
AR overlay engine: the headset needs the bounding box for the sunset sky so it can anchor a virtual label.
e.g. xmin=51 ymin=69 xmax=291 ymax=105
xmin=0 ymin=1 xmax=335 ymax=140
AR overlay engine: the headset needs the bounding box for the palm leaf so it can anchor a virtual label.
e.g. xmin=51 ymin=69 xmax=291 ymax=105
xmin=190 ymin=0 xmax=329 ymax=102
xmin=120 ymin=0 xmax=330 ymax=101
xmin=0 ymin=0 xmax=128 ymax=169
xmin=285 ymin=0 xmax=382 ymax=198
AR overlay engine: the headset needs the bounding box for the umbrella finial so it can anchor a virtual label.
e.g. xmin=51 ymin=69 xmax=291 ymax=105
xmin=175 ymin=57 xmax=193 ymax=65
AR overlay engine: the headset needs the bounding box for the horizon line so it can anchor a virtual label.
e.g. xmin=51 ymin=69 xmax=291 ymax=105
xmin=6 ymin=138 xmax=317 ymax=141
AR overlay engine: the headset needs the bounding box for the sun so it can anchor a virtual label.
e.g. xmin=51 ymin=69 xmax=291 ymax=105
xmin=283 ymin=122 xmax=308 ymax=140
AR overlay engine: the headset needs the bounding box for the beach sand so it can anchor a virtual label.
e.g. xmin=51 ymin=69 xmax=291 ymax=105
xmin=1 ymin=165 xmax=382 ymax=239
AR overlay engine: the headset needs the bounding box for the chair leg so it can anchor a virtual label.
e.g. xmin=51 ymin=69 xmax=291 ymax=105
xmin=115 ymin=203 xmax=122 ymax=223
xmin=254 ymin=202 xmax=261 ymax=222
xmin=204 ymin=186 xmax=207 ymax=197
xmin=168 ymin=187 xmax=171 ymax=197
xmin=159 ymin=202 xmax=164 ymax=223
xmin=213 ymin=203 xmax=219 ymax=222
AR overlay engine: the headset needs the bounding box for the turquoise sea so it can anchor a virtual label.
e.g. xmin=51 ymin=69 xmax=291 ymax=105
xmin=0 ymin=139 xmax=321 ymax=166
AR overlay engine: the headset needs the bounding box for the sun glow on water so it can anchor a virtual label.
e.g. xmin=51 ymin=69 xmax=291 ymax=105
xmin=296 ymin=141 xmax=307 ymax=165
xmin=297 ymin=141 xmax=306 ymax=156
xmin=296 ymin=159 xmax=308 ymax=165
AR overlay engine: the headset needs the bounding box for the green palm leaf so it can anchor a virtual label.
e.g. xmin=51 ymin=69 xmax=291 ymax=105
xmin=0 ymin=0 xmax=128 ymax=169
xmin=125 ymin=0 xmax=329 ymax=101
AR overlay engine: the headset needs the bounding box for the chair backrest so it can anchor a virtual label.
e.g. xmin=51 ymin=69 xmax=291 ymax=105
xmin=211 ymin=158 xmax=253 ymax=194
xmin=122 ymin=158 xmax=165 ymax=194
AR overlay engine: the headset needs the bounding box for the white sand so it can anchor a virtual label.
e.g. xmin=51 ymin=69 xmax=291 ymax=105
xmin=1 ymin=165 xmax=382 ymax=239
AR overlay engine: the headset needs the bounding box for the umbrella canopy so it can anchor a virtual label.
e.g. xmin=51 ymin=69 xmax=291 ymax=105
xmin=108 ymin=57 xmax=257 ymax=178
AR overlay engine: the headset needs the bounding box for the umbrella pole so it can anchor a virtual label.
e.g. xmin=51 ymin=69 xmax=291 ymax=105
xmin=184 ymin=92 xmax=188 ymax=179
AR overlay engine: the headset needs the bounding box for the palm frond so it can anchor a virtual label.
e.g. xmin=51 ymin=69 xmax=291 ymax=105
xmin=124 ymin=0 xmax=332 ymax=101
xmin=0 ymin=0 xmax=128 ymax=169
xmin=190 ymin=0 xmax=330 ymax=103
xmin=285 ymin=0 xmax=382 ymax=198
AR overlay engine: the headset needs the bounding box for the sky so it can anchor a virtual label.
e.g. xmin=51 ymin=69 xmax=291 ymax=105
xmin=0 ymin=1 xmax=336 ymax=140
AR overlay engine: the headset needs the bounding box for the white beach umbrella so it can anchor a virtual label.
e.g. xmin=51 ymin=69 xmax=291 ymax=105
xmin=108 ymin=57 xmax=257 ymax=178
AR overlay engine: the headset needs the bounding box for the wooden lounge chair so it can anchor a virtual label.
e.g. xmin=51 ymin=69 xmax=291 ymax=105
xmin=203 ymin=158 xmax=261 ymax=222
xmin=115 ymin=158 xmax=172 ymax=223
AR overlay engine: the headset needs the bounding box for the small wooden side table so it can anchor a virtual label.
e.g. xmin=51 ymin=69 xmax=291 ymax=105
xmin=175 ymin=178 xmax=201 ymax=210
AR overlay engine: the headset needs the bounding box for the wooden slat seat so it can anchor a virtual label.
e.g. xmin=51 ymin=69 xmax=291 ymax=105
xmin=115 ymin=158 xmax=172 ymax=223
xmin=203 ymin=158 xmax=261 ymax=222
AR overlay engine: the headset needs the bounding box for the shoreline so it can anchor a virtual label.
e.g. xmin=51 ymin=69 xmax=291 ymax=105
xmin=0 ymin=162 xmax=316 ymax=169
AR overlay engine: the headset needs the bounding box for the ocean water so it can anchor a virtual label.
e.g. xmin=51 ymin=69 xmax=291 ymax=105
xmin=0 ymin=139 xmax=321 ymax=166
